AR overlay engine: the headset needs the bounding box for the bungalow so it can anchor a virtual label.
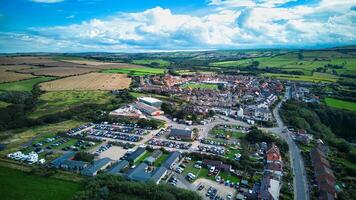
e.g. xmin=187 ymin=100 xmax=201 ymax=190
xmin=126 ymin=147 xmax=147 ymax=163
xmin=50 ymin=151 xmax=76 ymax=168
xmin=162 ymin=151 xmax=181 ymax=169
xmin=169 ymin=128 xmax=193 ymax=140
xmin=126 ymin=163 xmax=168 ymax=184
xmin=82 ymin=157 xmax=112 ymax=176
xmin=202 ymin=159 xmax=232 ymax=172
xmin=107 ymin=160 xmax=130 ymax=175
xmin=61 ymin=159 xmax=88 ymax=172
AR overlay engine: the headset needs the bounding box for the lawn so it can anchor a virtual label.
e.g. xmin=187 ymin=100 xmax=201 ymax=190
xmin=225 ymin=148 xmax=241 ymax=160
xmin=0 ymin=100 xmax=10 ymax=108
xmin=0 ymin=77 xmax=55 ymax=92
xmin=132 ymin=59 xmax=171 ymax=67
xmin=325 ymin=97 xmax=356 ymax=111
xmin=210 ymin=127 xmax=245 ymax=139
xmin=218 ymin=170 xmax=240 ymax=183
xmin=182 ymin=160 xmax=201 ymax=177
xmin=134 ymin=151 xmax=152 ymax=165
xmin=0 ymin=120 xmax=85 ymax=156
xmin=181 ymin=82 xmax=218 ymax=90
xmin=154 ymin=153 xmax=169 ymax=167
xmin=29 ymin=91 xmax=116 ymax=119
xmin=102 ymin=67 xmax=165 ymax=76
xmin=262 ymin=72 xmax=338 ymax=83
xmin=0 ymin=166 xmax=82 ymax=200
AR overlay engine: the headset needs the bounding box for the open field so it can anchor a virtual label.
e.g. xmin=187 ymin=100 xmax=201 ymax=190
xmin=325 ymin=97 xmax=356 ymax=111
xmin=0 ymin=56 xmax=56 ymax=65
xmin=103 ymin=67 xmax=165 ymax=76
xmin=0 ymin=69 xmax=36 ymax=83
xmin=262 ymin=72 xmax=338 ymax=83
xmin=0 ymin=166 xmax=81 ymax=200
xmin=18 ymin=67 xmax=96 ymax=77
xmin=210 ymin=51 xmax=356 ymax=76
xmin=0 ymin=120 xmax=84 ymax=156
xmin=29 ymin=91 xmax=116 ymax=119
xmin=0 ymin=101 xmax=10 ymax=108
xmin=181 ymin=82 xmax=218 ymax=90
xmin=132 ymin=59 xmax=171 ymax=67
xmin=0 ymin=65 xmax=37 ymax=70
xmin=39 ymin=73 xmax=131 ymax=91
xmin=0 ymin=77 xmax=55 ymax=91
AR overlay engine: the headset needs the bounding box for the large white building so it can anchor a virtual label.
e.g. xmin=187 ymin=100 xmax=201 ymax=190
xmin=138 ymin=97 xmax=162 ymax=108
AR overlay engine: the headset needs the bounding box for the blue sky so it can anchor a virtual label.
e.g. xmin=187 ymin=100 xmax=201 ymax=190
xmin=0 ymin=0 xmax=355 ymax=52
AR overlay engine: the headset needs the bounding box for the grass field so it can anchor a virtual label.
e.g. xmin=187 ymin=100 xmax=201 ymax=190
xmin=40 ymin=73 xmax=131 ymax=91
xmin=0 ymin=101 xmax=10 ymax=108
xmin=29 ymin=91 xmax=116 ymax=119
xmin=0 ymin=120 xmax=84 ymax=156
xmin=132 ymin=59 xmax=171 ymax=67
xmin=181 ymin=82 xmax=218 ymax=90
xmin=103 ymin=67 xmax=165 ymax=76
xmin=262 ymin=72 xmax=338 ymax=83
xmin=210 ymin=127 xmax=245 ymax=139
xmin=0 ymin=77 xmax=55 ymax=92
xmin=18 ymin=67 xmax=96 ymax=77
xmin=325 ymin=97 xmax=356 ymax=111
xmin=0 ymin=166 xmax=81 ymax=200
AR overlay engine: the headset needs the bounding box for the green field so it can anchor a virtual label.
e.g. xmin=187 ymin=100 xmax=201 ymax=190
xmin=29 ymin=91 xmax=116 ymax=119
xmin=181 ymin=82 xmax=218 ymax=90
xmin=210 ymin=51 xmax=356 ymax=76
xmin=0 ymin=77 xmax=55 ymax=92
xmin=262 ymin=72 xmax=338 ymax=83
xmin=0 ymin=100 xmax=10 ymax=108
xmin=210 ymin=127 xmax=245 ymax=139
xmin=0 ymin=166 xmax=81 ymax=200
xmin=132 ymin=59 xmax=171 ymax=67
xmin=102 ymin=67 xmax=165 ymax=76
xmin=325 ymin=97 xmax=356 ymax=111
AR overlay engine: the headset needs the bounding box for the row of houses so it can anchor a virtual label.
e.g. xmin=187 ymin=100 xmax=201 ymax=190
xmin=310 ymin=145 xmax=336 ymax=200
xmin=259 ymin=143 xmax=283 ymax=200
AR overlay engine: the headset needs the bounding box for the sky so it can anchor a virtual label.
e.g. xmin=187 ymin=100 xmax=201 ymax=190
xmin=0 ymin=0 xmax=355 ymax=53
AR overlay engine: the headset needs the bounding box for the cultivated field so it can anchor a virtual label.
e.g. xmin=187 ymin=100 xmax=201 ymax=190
xmin=39 ymin=73 xmax=131 ymax=91
xmin=0 ymin=69 xmax=36 ymax=83
xmin=262 ymin=72 xmax=338 ymax=83
xmin=132 ymin=59 xmax=171 ymax=67
xmin=18 ymin=67 xmax=96 ymax=77
xmin=103 ymin=67 xmax=165 ymax=76
xmin=325 ymin=98 xmax=356 ymax=111
xmin=0 ymin=56 xmax=56 ymax=65
xmin=0 ymin=77 xmax=55 ymax=92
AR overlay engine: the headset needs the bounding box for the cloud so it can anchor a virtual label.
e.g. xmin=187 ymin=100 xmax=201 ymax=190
xmin=31 ymin=0 xmax=64 ymax=3
xmin=1 ymin=0 xmax=355 ymax=52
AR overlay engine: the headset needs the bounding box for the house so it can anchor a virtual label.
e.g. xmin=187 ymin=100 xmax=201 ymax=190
xmin=162 ymin=151 xmax=181 ymax=169
xmin=310 ymin=146 xmax=336 ymax=199
xmin=259 ymin=177 xmax=280 ymax=200
xmin=50 ymin=151 xmax=76 ymax=168
xmin=138 ymin=97 xmax=163 ymax=108
xmin=202 ymin=159 xmax=232 ymax=172
xmin=107 ymin=160 xmax=130 ymax=175
xmin=169 ymin=128 xmax=193 ymax=140
xmin=82 ymin=157 xmax=112 ymax=176
xmin=126 ymin=163 xmax=168 ymax=184
xmin=61 ymin=159 xmax=88 ymax=171
xmin=144 ymin=150 xmax=162 ymax=165
xmin=264 ymin=161 xmax=283 ymax=180
xmin=133 ymin=102 xmax=164 ymax=116
xmin=126 ymin=147 xmax=146 ymax=163
xmin=266 ymin=143 xmax=282 ymax=163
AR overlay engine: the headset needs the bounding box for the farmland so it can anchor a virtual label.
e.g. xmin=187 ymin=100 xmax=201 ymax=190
xmin=325 ymin=97 xmax=356 ymax=111
xmin=0 ymin=56 xmax=56 ymax=65
xmin=262 ymin=72 xmax=339 ymax=83
xmin=0 ymin=69 xmax=36 ymax=83
xmin=39 ymin=73 xmax=131 ymax=91
xmin=180 ymin=82 xmax=218 ymax=90
xmin=18 ymin=67 xmax=96 ymax=77
xmin=103 ymin=67 xmax=165 ymax=76
xmin=29 ymin=91 xmax=117 ymax=119
xmin=0 ymin=166 xmax=81 ymax=200
xmin=132 ymin=59 xmax=171 ymax=67
xmin=0 ymin=77 xmax=55 ymax=92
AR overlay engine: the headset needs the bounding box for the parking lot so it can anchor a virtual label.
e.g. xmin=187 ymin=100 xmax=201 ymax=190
xmin=91 ymin=143 xmax=127 ymax=161
xmin=193 ymin=178 xmax=236 ymax=200
xmin=147 ymin=139 xmax=192 ymax=150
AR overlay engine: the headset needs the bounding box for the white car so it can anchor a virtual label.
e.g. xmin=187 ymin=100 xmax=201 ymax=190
xmin=227 ymin=193 xmax=232 ymax=200
xmin=215 ymin=176 xmax=221 ymax=182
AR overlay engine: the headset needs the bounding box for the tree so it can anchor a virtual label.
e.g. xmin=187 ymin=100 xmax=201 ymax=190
xmin=74 ymin=152 xmax=94 ymax=162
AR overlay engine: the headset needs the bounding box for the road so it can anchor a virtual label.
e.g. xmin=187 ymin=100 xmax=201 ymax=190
xmin=269 ymin=87 xmax=309 ymax=200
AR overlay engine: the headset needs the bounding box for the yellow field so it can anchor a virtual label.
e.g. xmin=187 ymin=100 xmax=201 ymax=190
xmin=39 ymin=72 xmax=131 ymax=91
xmin=0 ymin=69 xmax=36 ymax=83
xmin=18 ymin=67 xmax=96 ymax=77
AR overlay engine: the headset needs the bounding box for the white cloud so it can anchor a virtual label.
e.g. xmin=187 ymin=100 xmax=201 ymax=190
xmin=1 ymin=0 xmax=355 ymax=52
xmin=31 ymin=0 xmax=64 ymax=3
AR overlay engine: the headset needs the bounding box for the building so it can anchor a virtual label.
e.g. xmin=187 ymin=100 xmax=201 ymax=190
xmin=266 ymin=143 xmax=282 ymax=163
xmin=169 ymin=128 xmax=193 ymax=140
xmin=144 ymin=150 xmax=162 ymax=165
xmin=133 ymin=102 xmax=164 ymax=116
xmin=138 ymin=97 xmax=163 ymax=107
xmin=202 ymin=159 xmax=232 ymax=172
xmin=109 ymin=105 xmax=146 ymax=119
xmin=264 ymin=161 xmax=283 ymax=180
xmin=126 ymin=147 xmax=147 ymax=163
xmin=258 ymin=177 xmax=281 ymax=200
xmin=162 ymin=151 xmax=181 ymax=169
xmin=61 ymin=159 xmax=88 ymax=172
xmin=107 ymin=160 xmax=130 ymax=175
xmin=82 ymin=157 xmax=112 ymax=176
xmin=50 ymin=151 xmax=76 ymax=168
xmin=126 ymin=163 xmax=168 ymax=184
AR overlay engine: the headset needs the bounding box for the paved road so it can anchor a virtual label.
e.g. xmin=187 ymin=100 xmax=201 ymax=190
xmin=269 ymin=90 xmax=309 ymax=200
